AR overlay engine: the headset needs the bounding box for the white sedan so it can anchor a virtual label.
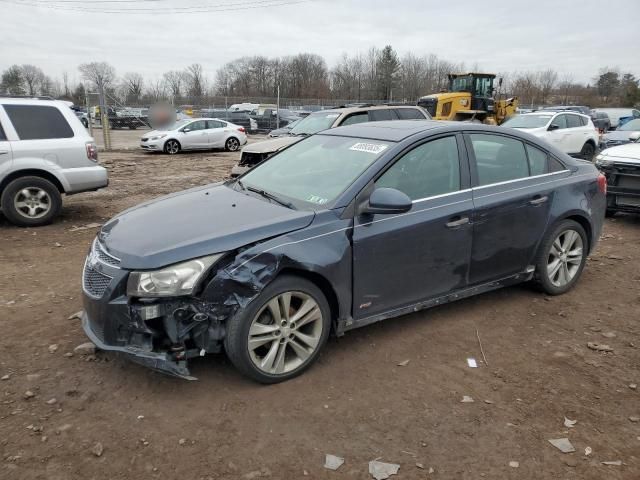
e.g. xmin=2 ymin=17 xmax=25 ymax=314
xmin=502 ymin=111 xmax=599 ymax=160
xmin=140 ymin=118 xmax=248 ymax=154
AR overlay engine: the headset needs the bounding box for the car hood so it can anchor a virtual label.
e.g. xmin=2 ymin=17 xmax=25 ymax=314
xmin=599 ymin=143 xmax=640 ymax=163
xmin=509 ymin=126 xmax=547 ymax=135
xmin=603 ymin=130 xmax=637 ymax=141
xmin=143 ymin=129 xmax=172 ymax=137
xmin=242 ymin=136 xmax=301 ymax=154
xmin=99 ymin=183 xmax=315 ymax=269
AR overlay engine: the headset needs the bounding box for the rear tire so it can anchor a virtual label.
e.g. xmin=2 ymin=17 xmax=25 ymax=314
xmin=1 ymin=176 xmax=62 ymax=227
xmin=534 ymin=220 xmax=588 ymax=295
xmin=225 ymin=137 xmax=240 ymax=152
xmin=580 ymin=142 xmax=596 ymax=161
xmin=224 ymin=275 xmax=331 ymax=384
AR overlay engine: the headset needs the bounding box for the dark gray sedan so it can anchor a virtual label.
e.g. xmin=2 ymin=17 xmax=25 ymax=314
xmin=81 ymin=121 xmax=606 ymax=383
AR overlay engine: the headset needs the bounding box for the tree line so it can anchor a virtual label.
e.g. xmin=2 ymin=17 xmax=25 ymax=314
xmin=1 ymin=46 xmax=638 ymax=108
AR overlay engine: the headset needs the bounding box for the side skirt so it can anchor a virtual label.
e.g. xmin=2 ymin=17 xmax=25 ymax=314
xmin=338 ymin=271 xmax=534 ymax=334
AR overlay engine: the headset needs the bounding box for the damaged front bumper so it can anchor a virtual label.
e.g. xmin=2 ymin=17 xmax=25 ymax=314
xmin=599 ymin=162 xmax=640 ymax=213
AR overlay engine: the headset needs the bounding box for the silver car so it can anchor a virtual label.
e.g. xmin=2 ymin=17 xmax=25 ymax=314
xmin=140 ymin=118 xmax=248 ymax=154
xmin=0 ymin=97 xmax=108 ymax=227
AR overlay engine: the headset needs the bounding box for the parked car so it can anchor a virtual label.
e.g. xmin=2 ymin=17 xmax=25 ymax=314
xmin=596 ymin=133 xmax=640 ymax=216
xmin=502 ymin=111 xmax=599 ymax=159
xmin=600 ymin=119 xmax=640 ymax=150
xmin=140 ymin=118 xmax=247 ymax=154
xmin=593 ymin=108 xmax=640 ymax=130
xmin=231 ymin=105 xmax=431 ymax=176
xmin=81 ymin=120 xmax=606 ymax=382
xmin=250 ymin=108 xmax=300 ymax=133
xmin=198 ymin=109 xmax=257 ymax=133
xmin=590 ymin=110 xmax=610 ymax=132
xmin=268 ymin=118 xmax=302 ymax=138
xmin=0 ymin=98 xmax=107 ymax=226
xmin=228 ymin=102 xmax=259 ymax=113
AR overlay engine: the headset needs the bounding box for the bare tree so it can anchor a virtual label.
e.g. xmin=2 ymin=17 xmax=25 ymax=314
xmin=185 ymin=63 xmax=205 ymax=98
xmin=122 ymin=72 xmax=144 ymax=103
xmin=162 ymin=70 xmax=185 ymax=98
xmin=146 ymin=79 xmax=167 ymax=101
xmin=21 ymin=64 xmax=45 ymax=96
xmin=537 ymin=69 xmax=558 ymax=104
xmin=78 ymin=62 xmax=116 ymax=94
xmin=0 ymin=65 xmax=25 ymax=95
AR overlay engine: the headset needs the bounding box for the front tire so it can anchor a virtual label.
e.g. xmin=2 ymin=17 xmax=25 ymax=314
xmin=1 ymin=176 xmax=62 ymax=227
xmin=225 ymin=137 xmax=240 ymax=152
xmin=224 ymin=275 xmax=331 ymax=383
xmin=534 ymin=220 xmax=588 ymax=295
xmin=164 ymin=139 xmax=181 ymax=155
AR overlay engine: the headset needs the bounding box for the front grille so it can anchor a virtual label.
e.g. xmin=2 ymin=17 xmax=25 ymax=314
xmin=617 ymin=176 xmax=640 ymax=189
xmin=83 ymin=262 xmax=113 ymax=299
xmin=94 ymin=240 xmax=121 ymax=267
xmin=239 ymin=151 xmax=266 ymax=167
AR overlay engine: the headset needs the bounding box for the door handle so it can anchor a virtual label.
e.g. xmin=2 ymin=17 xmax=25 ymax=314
xmin=446 ymin=216 xmax=470 ymax=228
xmin=529 ymin=195 xmax=548 ymax=206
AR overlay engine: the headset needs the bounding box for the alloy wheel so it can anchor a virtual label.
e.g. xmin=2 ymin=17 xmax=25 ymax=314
xmin=13 ymin=187 xmax=51 ymax=219
xmin=226 ymin=138 xmax=240 ymax=151
xmin=248 ymin=291 xmax=324 ymax=375
xmin=547 ymin=229 xmax=583 ymax=287
xmin=165 ymin=140 xmax=179 ymax=154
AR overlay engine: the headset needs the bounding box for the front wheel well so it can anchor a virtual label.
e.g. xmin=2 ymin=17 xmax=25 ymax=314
xmin=277 ymin=268 xmax=340 ymax=332
xmin=0 ymin=169 xmax=65 ymax=197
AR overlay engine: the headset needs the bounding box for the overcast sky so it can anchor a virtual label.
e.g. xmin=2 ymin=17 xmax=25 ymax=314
xmin=1 ymin=0 xmax=639 ymax=85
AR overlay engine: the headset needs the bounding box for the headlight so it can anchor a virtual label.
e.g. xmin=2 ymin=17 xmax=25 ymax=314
xmin=127 ymin=253 xmax=223 ymax=297
xmin=150 ymin=134 xmax=167 ymax=141
xmin=595 ymin=154 xmax=612 ymax=166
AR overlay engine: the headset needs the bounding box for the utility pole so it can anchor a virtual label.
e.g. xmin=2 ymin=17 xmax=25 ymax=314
xmin=84 ymin=89 xmax=93 ymax=138
xmin=276 ymin=84 xmax=280 ymax=129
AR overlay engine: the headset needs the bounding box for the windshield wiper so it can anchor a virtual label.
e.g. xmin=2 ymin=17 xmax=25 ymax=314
xmin=235 ymin=179 xmax=246 ymax=191
xmin=246 ymin=186 xmax=296 ymax=209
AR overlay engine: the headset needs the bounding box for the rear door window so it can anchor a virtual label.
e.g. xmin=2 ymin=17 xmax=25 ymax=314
xmin=368 ymin=109 xmax=395 ymax=121
xmin=566 ymin=115 xmax=582 ymax=128
xmin=4 ymin=105 xmax=74 ymax=140
xmin=395 ymin=108 xmax=425 ymax=120
xmin=469 ymin=134 xmax=529 ymax=186
xmin=206 ymin=120 xmax=225 ymax=129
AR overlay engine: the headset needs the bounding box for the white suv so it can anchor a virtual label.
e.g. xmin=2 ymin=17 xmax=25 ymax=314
xmin=502 ymin=111 xmax=599 ymax=160
xmin=0 ymin=98 xmax=108 ymax=227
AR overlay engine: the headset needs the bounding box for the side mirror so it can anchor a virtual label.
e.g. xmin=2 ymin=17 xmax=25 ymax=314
xmin=362 ymin=188 xmax=412 ymax=215
xmin=548 ymin=124 xmax=560 ymax=131
xmin=629 ymin=131 xmax=640 ymax=142
xmin=182 ymin=127 xmax=191 ymax=133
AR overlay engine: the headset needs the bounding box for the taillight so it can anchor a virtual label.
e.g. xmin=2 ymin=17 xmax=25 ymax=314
xmin=237 ymin=127 xmax=245 ymax=133
xmin=86 ymin=142 xmax=98 ymax=162
xmin=597 ymin=173 xmax=607 ymax=195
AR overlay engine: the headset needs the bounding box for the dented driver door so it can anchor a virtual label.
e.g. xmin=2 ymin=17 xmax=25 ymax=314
xmin=351 ymin=134 xmax=474 ymax=321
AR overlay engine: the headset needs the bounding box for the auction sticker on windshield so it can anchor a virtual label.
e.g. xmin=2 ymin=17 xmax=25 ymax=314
xmin=349 ymin=142 xmax=389 ymax=154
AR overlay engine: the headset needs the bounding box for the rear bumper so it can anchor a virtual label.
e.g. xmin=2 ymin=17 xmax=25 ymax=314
xmin=63 ymin=166 xmax=109 ymax=193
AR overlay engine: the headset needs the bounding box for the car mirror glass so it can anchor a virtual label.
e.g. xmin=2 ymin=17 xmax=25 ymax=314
xmin=548 ymin=124 xmax=559 ymax=131
xmin=182 ymin=128 xmax=191 ymax=133
xmin=628 ymin=131 xmax=640 ymax=142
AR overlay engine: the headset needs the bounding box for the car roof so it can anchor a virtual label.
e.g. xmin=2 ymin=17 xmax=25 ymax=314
xmin=519 ymin=111 xmax=589 ymax=119
xmin=320 ymin=120 xmax=455 ymax=141
xmin=0 ymin=97 xmax=69 ymax=107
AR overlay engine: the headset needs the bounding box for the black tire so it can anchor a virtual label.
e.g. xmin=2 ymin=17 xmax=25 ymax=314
xmin=163 ymin=139 xmax=181 ymax=155
xmin=225 ymin=137 xmax=241 ymax=152
xmin=224 ymin=275 xmax=332 ymax=384
xmin=534 ymin=219 xmax=588 ymax=295
xmin=1 ymin=176 xmax=62 ymax=227
xmin=580 ymin=142 xmax=596 ymax=161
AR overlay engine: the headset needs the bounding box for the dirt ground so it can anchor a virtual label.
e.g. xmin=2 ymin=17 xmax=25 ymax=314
xmin=1 ymin=132 xmax=639 ymax=479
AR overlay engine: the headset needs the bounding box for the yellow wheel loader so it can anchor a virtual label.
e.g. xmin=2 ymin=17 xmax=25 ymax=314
xmin=418 ymin=73 xmax=518 ymax=125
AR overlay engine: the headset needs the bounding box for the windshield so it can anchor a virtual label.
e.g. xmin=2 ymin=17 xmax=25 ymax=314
xmin=289 ymin=112 xmax=340 ymax=135
xmin=239 ymin=135 xmax=391 ymax=208
xmin=503 ymin=114 xmax=553 ymax=128
xmin=619 ymin=119 xmax=640 ymax=131
xmin=450 ymin=75 xmax=473 ymax=92
xmin=166 ymin=119 xmax=191 ymax=131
